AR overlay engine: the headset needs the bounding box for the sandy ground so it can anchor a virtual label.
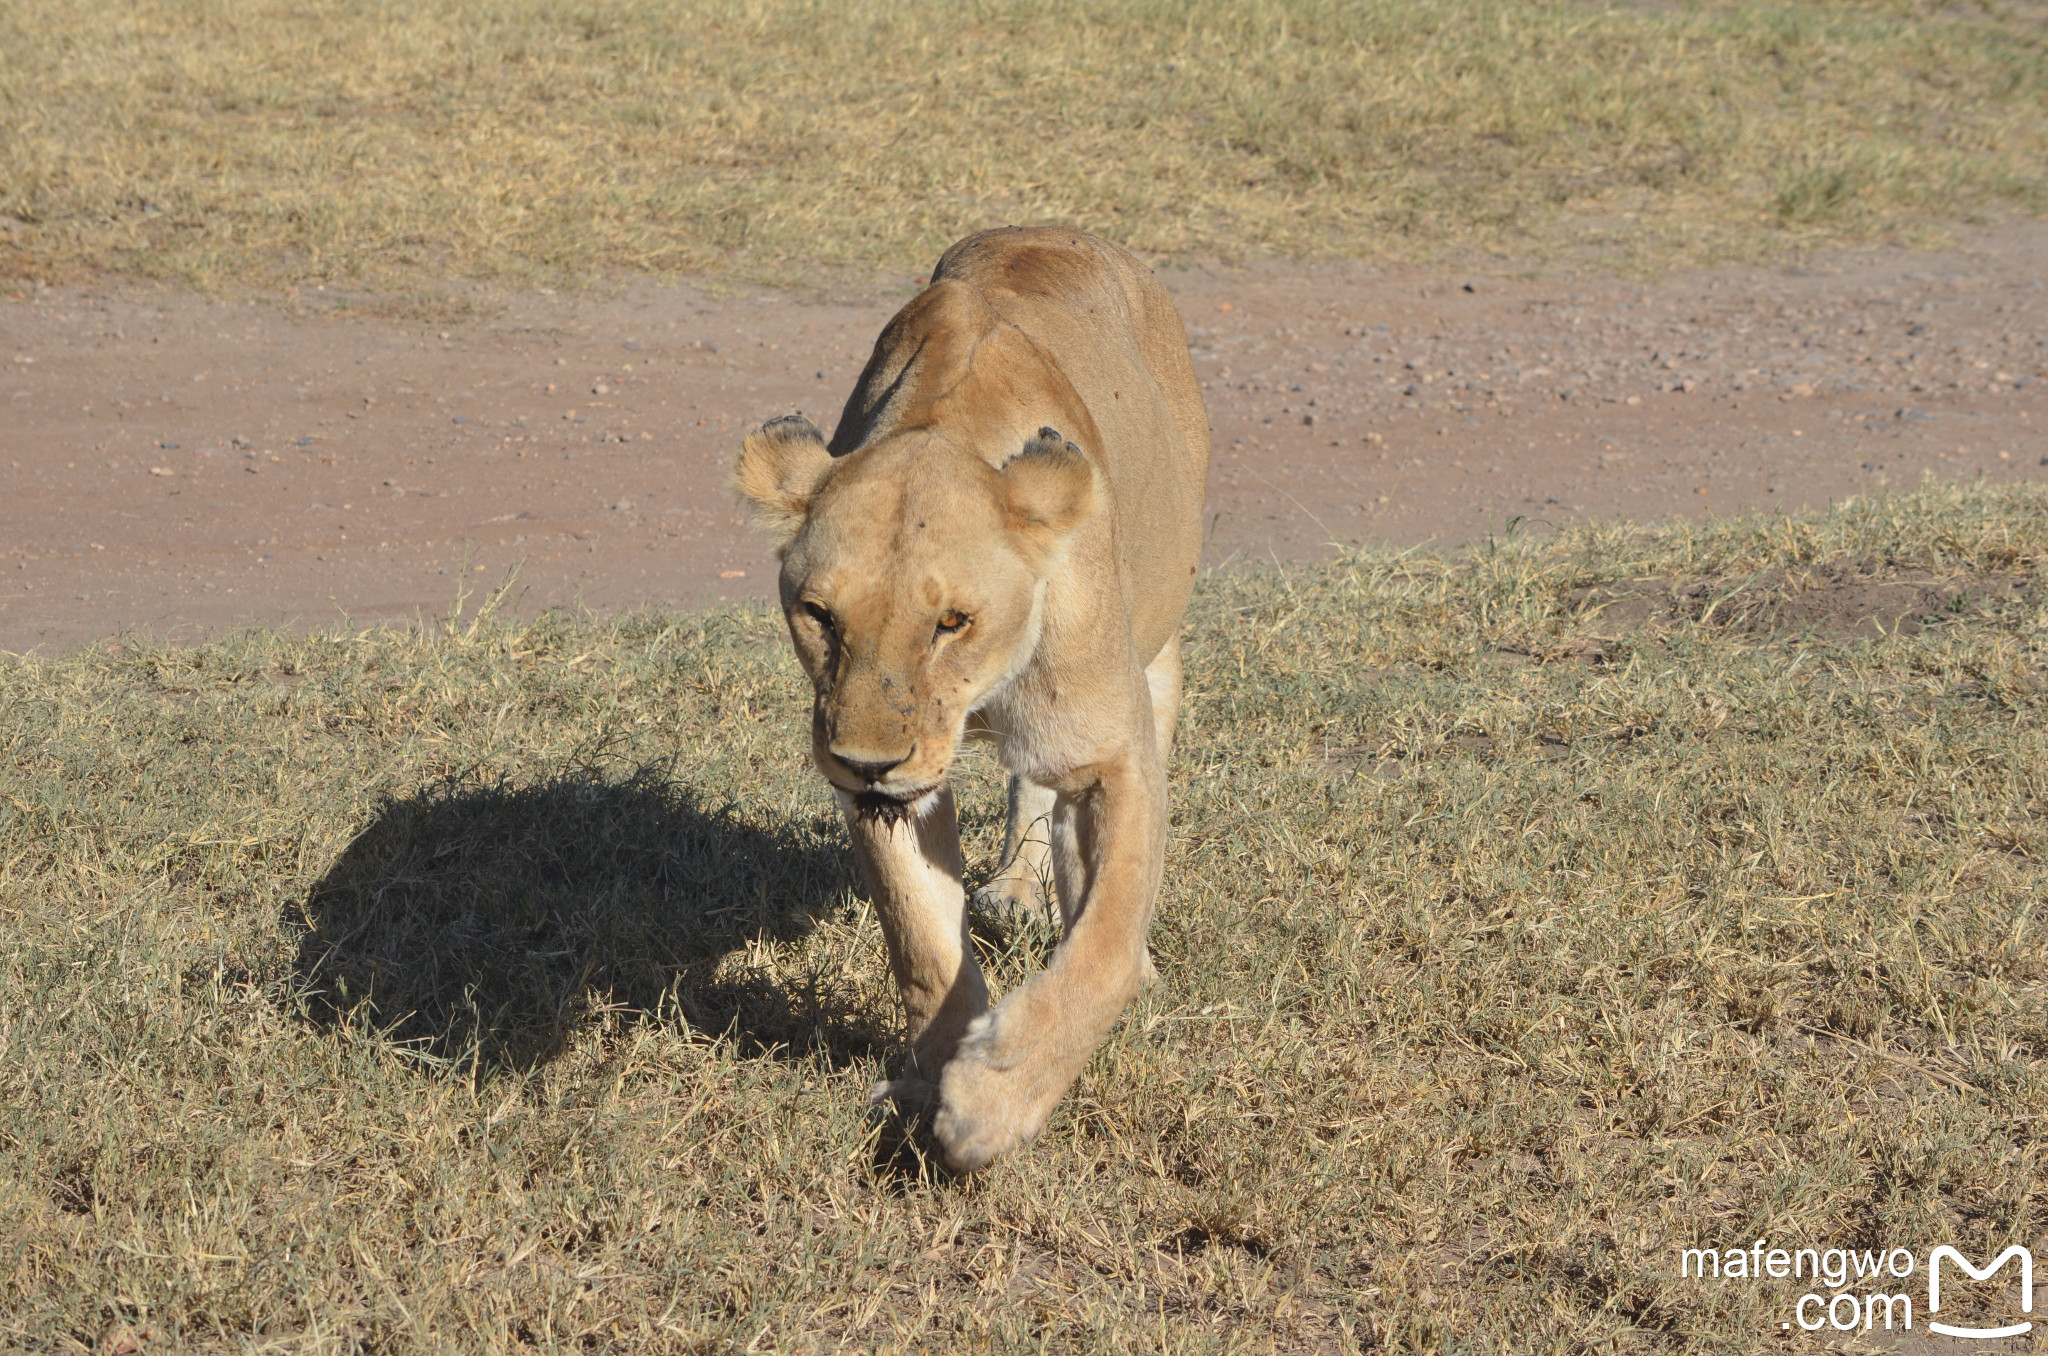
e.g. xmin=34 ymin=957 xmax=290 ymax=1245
xmin=3 ymin=226 xmax=2045 ymax=654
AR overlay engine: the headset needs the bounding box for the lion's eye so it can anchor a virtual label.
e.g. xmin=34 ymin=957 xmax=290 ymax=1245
xmin=803 ymin=601 xmax=835 ymax=631
xmin=935 ymin=611 xmax=969 ymax=637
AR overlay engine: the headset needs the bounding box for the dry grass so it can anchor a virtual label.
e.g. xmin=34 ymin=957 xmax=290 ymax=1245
xmin=1 ymin=0 xmax=2044 ymax=292
xmin=3 ymin=481 xmax=2046 ymax=1351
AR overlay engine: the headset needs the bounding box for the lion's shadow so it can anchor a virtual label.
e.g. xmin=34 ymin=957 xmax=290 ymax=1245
xmin=292 ymin=769 xmax=879 ymax=1073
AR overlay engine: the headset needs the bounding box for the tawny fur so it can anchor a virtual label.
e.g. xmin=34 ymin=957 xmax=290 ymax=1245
xmin=732 ymin=227 xmax=1208 ymax=1172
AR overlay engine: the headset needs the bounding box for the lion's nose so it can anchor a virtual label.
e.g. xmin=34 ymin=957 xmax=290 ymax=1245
xmin=834 ymin=750 xmax=908 ymax=783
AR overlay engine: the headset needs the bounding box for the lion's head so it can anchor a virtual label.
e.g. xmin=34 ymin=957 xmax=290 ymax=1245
xmin=733 ymin=414 xmax=1102 ymax=814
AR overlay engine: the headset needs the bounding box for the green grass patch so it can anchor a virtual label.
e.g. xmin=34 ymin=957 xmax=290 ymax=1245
xmin=3 ymin=483 xmax=2045 ymax=1349
xmin=2 ymin=0 xmax=2044 ymax=291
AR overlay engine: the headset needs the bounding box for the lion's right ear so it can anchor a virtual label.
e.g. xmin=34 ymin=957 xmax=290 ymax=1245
xmin=1000 ymin=426 xmax=1103 ymax=564
xmin=732 ymin=414 xmax=833 ymax=544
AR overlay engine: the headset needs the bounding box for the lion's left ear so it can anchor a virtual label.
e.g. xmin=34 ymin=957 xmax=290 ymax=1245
xmin=1001 ymin=427 xmax=1103 ymax=561
xmin=732 ymin=414 xmax=833 ymax=545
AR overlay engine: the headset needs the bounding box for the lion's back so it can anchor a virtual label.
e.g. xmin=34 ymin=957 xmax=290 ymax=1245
xmin=932 ymin=228 xmax=1209 ymax=643
xmin=932 ymin=228 xmax=1205 ymax=467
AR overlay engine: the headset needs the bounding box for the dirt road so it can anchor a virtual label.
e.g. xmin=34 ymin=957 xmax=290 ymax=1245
xmin=4 ymin=226 xmax=2044 ymax=653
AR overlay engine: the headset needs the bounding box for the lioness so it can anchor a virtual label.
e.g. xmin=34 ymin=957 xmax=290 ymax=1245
xmin=733 ymin=227 xmax=1208 ymax=1171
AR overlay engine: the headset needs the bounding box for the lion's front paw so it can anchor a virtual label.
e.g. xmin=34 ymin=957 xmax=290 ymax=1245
xmin=931 ymin=1012 xmax=1061 ymax=1173
xmin=932 ymin=1063 xmax=1031 ymax=1173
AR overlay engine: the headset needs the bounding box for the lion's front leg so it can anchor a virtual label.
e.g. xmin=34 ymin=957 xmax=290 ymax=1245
xmin=838 ymin=785 xmax=989 ymax=1106
xmin=933 ymin=753 xmax=1165 ymax=1172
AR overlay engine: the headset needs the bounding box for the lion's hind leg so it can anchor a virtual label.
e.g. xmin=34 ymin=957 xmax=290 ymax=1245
xmin=1133 ymin=632 xmax=1183 ymax=986
xmin=1146 ymin=633 xmax=1182 ymax=760
xmin=971 ymin=774 xmax=1057 ymax=927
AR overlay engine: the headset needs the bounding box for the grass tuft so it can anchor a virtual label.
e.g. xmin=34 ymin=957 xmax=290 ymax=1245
xmin=3 ymin=482 xmax=2045 ymax=1347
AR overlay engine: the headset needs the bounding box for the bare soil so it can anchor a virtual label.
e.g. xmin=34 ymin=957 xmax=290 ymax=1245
xmin=1571 ymin=562 xmax=2037 ymax=641
xmin=4 ymin=225 xmax=2045 ymax=654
